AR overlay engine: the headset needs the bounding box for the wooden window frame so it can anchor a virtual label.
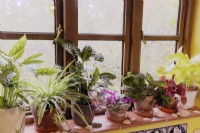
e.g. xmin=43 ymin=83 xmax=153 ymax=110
xmin=0 ymin=0 xmax=195 ymax=76
xmin=59 ymin=0 xmax=195 ymax=76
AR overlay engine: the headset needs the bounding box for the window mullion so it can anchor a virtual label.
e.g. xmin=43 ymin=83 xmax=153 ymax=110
xmin=176 ymin=0 xmax=187 ymax=51
xmin=129 ymin=0 xmax=143 ymax=74
xmin=55 ymin=0 xmax=64 ymax=66
xmin=183 ymin=0 xmax=195 ymax=56
xmin=0 ymin=31 xmax=55 ymax=40
xmin=123 ymin=0 xmax=132 ymax=74
xmin=63 ymin=0 xmax=78 ymax=67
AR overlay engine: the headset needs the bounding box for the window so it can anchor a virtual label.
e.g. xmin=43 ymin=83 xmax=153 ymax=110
xmin=0 ymin=0 xmax=57 ymax=84
xmin=55 ymin=0 xmax=195 ymax=90
xmin=1 ymin=0 xmax=195 ymax=90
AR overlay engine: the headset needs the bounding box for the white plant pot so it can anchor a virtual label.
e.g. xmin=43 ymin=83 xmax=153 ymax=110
xmin=178 ymin=90 xmax=199 ymax=109
xmin=0 ymin=107 xmax=25 ymax=133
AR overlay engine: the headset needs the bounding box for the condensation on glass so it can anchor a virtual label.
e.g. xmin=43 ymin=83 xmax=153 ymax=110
xmin=78 ymin=41 xmax=122 ymax=90
xmin=0 ymin=40 xmax=55 ymax=81
xmin=0 ymin=0 xmax=55 ymax=32
xmin=140 ymin=41 xmax=176 ymax=78
xmin=78 ymin=0 xmax=124 ymax=34
xmin=143 ymin=0 xmax=179 ymax=35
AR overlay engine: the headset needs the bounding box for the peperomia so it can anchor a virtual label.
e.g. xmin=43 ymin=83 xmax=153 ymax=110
xmin=122 ymin=72 xmax=171 ymax=107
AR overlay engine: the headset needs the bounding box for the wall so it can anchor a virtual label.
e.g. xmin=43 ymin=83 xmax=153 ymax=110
xmin=105 ymin=116 xmax=200 ymax=133
xmin=191 ymin=0 xmax=200 ymax=108
xmin=191 ymin=0 xmax=200 ymax=57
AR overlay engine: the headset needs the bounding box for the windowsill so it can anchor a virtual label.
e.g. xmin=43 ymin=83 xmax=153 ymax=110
xmin=24 ymin=107 xmax=200 ymax=133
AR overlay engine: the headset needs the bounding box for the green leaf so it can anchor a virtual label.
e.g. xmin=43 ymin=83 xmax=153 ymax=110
xmin=36 ymin=68 xmax=58 ymax=76
xmin=0 ymin=96 xmax=6 ymax=108
xmin=16 ymin=93 xmax=29 ymax=104
xmin=38 ymin=102 xmax=47 ymax=125
xmin=101 ymin=78 xmax=113 ymax=86
xmin=22 ymin=53 xmax=44 ymax=65
xmin=22 ymin=60 xmax=44 ymax=65
xmin=146 ymin=73 xmax=155 ymax=86
xmin=8 ymin=35 xmax=27 ymax=61
xmin=122 ymin=75 xmax=139 ymax=87
xmin=93 ymin=67 xmax=100 ymax=82
xmin=99 ymin=72 xmax=116 ymax=80
xmin=80 ymin=45 xmax=93 ymax=62
xmin=94 ymin=53 xmax=104 ymax=62
xmin=0 ymin=50 xmax=7 ymax=56
xmin=156 ymin=81 xmax=167 ymax=88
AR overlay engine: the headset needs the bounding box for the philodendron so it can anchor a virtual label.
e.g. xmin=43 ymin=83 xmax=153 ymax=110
xmin=157 ymin=46 xmax=200 ymax=89
xmin=157 ymin=46 xmax=200 ymax=108
xmin=0 ymin=35 xmax=44 ymax=132
xmin=28 ymin=61 xmax=89 ymax=132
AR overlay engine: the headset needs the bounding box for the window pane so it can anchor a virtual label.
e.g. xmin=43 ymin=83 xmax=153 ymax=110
xmin=78 ymin=0 xmax=124 ymax=34
xmin=78 ymin=41 xmax=122 ymax=90
xmin=0 ymin=40 xmax=55 ymax=81
xmin=140 ymin=41 xmax=176 ymax=78
xmin=0 ymin=0 xmax=54 ymax=32
xmin=143 ymin=0 xmax=179 ymax=35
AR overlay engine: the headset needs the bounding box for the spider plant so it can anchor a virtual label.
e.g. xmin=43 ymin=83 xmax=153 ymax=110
xmin=27 ymin=61 xmax=89 ymax=126
xmin=0 ymin=35 xmax=44 ymax=109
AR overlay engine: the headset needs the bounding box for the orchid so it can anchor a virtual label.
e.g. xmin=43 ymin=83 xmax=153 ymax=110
xmin=88 ymin=89 xmax=132 ymax=112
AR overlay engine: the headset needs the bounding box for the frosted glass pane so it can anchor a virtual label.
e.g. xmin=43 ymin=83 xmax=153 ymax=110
xmin=143 ymin=0 xmax=179 ymax=35
xmin=0 ymin=0 xmax=55 ymax=32
xmin=78 ymin=41 xmax=122 ymax=90
xmin=140 ymin=41 xmax=176 ymax=78
xmin=0 ymin=40 xmax=55 ymax=81
xmin=78 ymin=0 xmax=124 ymax=34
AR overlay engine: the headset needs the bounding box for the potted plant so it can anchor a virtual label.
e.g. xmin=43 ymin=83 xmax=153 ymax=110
xmin=54 ymin=37 xmax=116 ymax=126
xmin=122 ymin=72 xmax=171 ymax=117
xmin=88 ymin=88 xmax=132 ymax=122
xmin=157 ymin=47 xmax=200 ymax=108
xmin=27 ymin=61 xmax=89 ymax=132
xmin=0 ymin=35 xmax=44 ymax=132
xmin=157 ymin=77 xmax=186 ymax=113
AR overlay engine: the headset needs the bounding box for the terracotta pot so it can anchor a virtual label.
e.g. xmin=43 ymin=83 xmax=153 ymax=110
xmin=31 ymin=107 xmax=59 ymax=133
xmin=71 ymin=104 xmax=95 ymax=126
xmin=178 ymin=89 xmax=199 ymax=109
xmin=133 ymin=96 xmax=155 ymax=117
xmin=0 ymin=107 xmax=25 ymax=133
xmin=159 ymin=97 xmax=179 ymax=113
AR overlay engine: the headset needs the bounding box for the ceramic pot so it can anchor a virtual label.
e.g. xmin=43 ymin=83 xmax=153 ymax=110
xmin=178 ymin=90 xmax=199 ymax=109
xmin=133 ymin=96 xmax=155 ymax=117
xmin=105 ymin=103 xmax=130 ymax=122
xmin=71 ymin=104 xmax=95 ymax=126
xmin=0 ymin=107 xmax=25 ymax=133
xmin=31 ymin=107 xmax=59 ymax=133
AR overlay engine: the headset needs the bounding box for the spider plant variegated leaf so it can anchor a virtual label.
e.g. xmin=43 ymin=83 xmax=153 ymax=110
xmin=27 ymin=61 xmax=89 ymax=126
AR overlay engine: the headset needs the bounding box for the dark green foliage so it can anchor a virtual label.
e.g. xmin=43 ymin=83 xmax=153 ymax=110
xmin=154 ymin=88 xmax=172 ymax=107
xmin=122 ymin=72 xmax=171 ymax=106
xmin=53 ymin=38 xmax=116 ymax=105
